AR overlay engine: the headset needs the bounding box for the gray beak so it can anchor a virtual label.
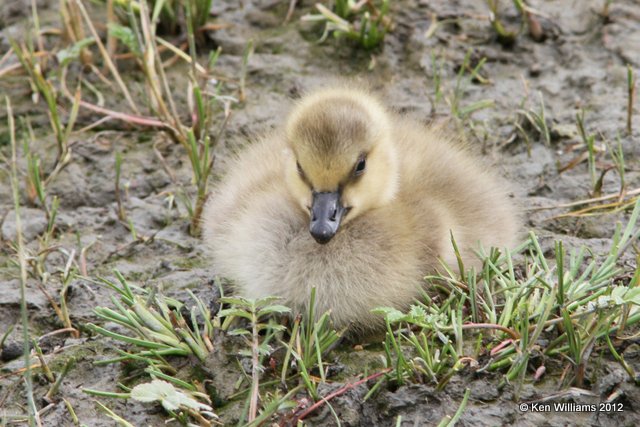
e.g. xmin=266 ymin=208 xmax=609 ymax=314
xmin=310 ymin=191 xmax=346 ymax=244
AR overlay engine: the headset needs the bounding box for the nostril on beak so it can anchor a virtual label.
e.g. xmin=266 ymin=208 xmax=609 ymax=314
xmin=329 ymin=208 xmax=337 ymax=222
xmin=309 ymin=191 xmax=344 ymax=244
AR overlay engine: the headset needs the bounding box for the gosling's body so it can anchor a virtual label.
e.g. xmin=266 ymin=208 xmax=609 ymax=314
xmin=202 ymin=87 xmax=518 ymax=334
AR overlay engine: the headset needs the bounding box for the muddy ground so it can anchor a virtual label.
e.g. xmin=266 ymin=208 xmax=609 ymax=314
xmin=1 ymin=0 xmax=640 ymax=425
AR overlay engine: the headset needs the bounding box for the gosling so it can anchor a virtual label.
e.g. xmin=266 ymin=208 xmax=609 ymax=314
xmin=202 ymin=86 xmax=519 ymax=335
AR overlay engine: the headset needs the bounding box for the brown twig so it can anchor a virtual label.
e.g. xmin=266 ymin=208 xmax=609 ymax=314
xmin=58 ymin=65 xmax=172 ymax=133
xmin=283 ymin=0 xmax=298 ymax=24
xmin=198 ymin=22 xmax=233 ymax=32
xmin=293 ymin=368 xmax=392 ymax=423
xmin=523 ymin=8 xmax=544 ymax=41
xmin=0 ymin=45 xmax=13 ymax=67
xmin=547 ymin=197 xmax=638 ymax=219
xmin=74 ymin=0 xmax=139 ymax=114
xmin=0 ymin=365 xmax=42 ymax=380
xmin=37 ymin=328 xmax=79 ymax=342
xmin=529 ymin=187 xmax=640 ymax=211
xmin=138 ymin=1 xmax=184 ymax=141
xmin=461 ymin=323 xmax=520 ymax=340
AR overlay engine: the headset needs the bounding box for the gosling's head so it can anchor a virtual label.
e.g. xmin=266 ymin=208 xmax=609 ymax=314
xmin=284 ymin=88 xmax=399 ymax=244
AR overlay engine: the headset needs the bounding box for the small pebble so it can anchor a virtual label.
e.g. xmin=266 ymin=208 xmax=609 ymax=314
xmin=1 ymin=341 xmax=25 ymax=362
xmin=529 ymin=63 xmax=542 ymax=77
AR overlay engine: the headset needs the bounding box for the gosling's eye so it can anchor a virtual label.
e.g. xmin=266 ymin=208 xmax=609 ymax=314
xmin=354 ymin=157 xmax=366 ymax=176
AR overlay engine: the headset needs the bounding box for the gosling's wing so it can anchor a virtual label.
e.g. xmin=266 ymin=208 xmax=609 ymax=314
xmin=202 ymin=133 xmax=289 ymax=236
xmin=392 ymin=118 xmax=520 ymax=266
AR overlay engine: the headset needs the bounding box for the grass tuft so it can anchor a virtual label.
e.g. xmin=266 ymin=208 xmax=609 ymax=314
xmin=377 ymin=200 xmax=640 ymax=393
xmin=302 ymin=0 xmax=392 ymax=50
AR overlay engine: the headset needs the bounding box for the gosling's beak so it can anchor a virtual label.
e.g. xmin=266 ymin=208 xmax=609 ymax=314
xmin=310 ymin=191 xmax=346 ymax=244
